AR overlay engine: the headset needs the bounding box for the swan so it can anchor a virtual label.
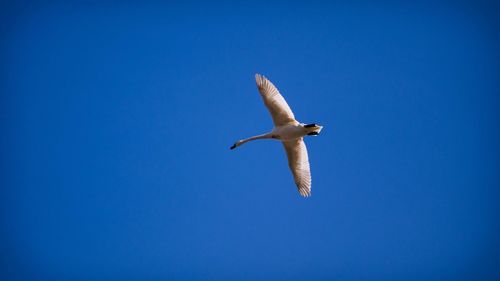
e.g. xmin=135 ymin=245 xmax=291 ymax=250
xmin=230 ymin=74 xmax=323 ymax=197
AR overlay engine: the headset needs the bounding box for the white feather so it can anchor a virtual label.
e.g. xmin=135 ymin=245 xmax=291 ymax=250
xmin=231 ymin=74 xmax=322 ymax=197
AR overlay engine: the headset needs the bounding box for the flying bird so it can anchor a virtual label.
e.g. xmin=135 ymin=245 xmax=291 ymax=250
xmin=230 ymin=74 xmax=323 ymax=197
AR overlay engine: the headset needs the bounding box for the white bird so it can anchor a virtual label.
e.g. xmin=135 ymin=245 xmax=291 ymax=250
xmin=230 ymin=74 xmax=323 ymax=197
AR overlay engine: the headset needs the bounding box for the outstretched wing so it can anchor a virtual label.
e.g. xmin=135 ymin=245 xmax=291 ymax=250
xmin=255 ymin=74 xmax=295 ymax=126
xmin=283 ymin=138 xmax=311 ymax=197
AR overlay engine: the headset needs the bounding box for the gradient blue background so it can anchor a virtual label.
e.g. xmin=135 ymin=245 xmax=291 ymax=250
xmin=2 ymin=1 xmax=500 ymax=280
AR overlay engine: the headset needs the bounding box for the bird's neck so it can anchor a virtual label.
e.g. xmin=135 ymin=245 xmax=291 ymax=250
xmin=241 ymin=132 xmax=273 ymax=143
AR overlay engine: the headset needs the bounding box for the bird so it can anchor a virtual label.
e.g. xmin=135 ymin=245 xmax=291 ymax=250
xmin=230 ymin=74 xmax=323 ymax=197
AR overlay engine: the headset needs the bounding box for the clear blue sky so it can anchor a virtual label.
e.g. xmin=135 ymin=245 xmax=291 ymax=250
xmin=2 ymin=1 xmax=500 ymax=280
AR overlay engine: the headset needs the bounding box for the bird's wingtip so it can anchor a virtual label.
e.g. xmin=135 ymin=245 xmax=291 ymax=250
xmin=255 ymin=73 xmax=266 ymax=80
xmin=299 ymin=188 xmax=311 ymax=197
xmin=255 ymin=73 xmax=267 ymax=87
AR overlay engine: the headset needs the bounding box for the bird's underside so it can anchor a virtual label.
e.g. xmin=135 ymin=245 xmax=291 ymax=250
xmin=230 ymin=74 xmax=322 ymax=197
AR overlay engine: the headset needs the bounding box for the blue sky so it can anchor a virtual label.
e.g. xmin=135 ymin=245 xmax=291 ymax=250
xmin=1 ymin=1 xmax=500 ymax=280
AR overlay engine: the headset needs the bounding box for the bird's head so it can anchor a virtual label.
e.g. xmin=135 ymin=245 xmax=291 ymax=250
xmin=303 ymin=123 xmax=323 ymax=136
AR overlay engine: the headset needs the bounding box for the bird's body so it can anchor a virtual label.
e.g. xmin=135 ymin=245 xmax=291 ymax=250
xmin=271 ymin=122 xmax=304 ymax=141
xmin=230 ymin=74 xmax=323 ymax=197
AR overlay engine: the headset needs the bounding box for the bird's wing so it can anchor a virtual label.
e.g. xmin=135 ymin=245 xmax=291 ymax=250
xmin=283 ymin=138 xmax=311 ymax=197
xmin=255 ymin=74 xmax=295 ymax=126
